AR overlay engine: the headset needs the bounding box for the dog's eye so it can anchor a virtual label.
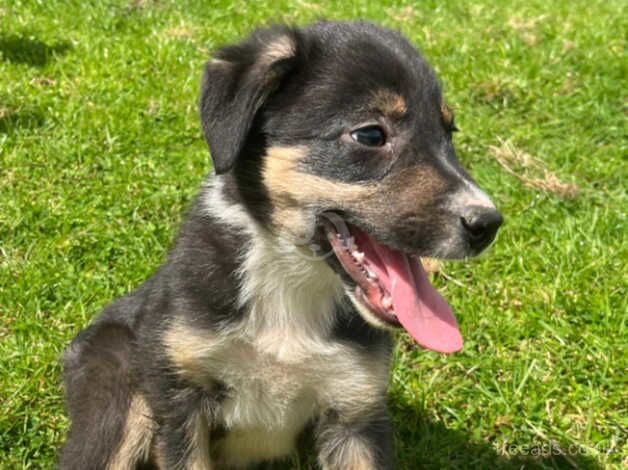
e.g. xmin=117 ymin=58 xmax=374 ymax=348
xmin=350 ymin=126 xmax=386 ymax=147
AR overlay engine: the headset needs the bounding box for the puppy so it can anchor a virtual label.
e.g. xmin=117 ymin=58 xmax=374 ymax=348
xmin=60 ymin=21 xmax=502 ymax=470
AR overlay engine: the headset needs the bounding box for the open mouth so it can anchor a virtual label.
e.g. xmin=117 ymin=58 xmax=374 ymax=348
xmin=322 ymin=216 xmax=463 ymax=353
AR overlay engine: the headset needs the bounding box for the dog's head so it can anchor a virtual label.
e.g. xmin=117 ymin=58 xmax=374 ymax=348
xmin=200 ymin=21 xmax=502 ymax=353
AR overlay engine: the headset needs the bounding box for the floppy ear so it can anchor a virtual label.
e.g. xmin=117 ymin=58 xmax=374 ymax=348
xmin=199 ymin=27 xmax=299 ymax=174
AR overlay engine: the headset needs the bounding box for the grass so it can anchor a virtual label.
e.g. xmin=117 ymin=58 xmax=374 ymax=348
xmin=0 ymin=0 xmax=625 ymax=468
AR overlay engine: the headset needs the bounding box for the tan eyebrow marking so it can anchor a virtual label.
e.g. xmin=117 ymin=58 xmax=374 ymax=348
xmin=441 ymin=103 xmax=454 ymax=127
xmin=371 ymin=89 xmax=407 ymax=118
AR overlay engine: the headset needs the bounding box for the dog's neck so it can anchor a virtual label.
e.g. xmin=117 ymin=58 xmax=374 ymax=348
xmin=203 ymin=176 xmax=345 ymax=360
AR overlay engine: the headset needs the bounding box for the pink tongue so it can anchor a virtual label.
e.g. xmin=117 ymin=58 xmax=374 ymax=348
xmin=363 ymin=235 xmax=463 ymax=353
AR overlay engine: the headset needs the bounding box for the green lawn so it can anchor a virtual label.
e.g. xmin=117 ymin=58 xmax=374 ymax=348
xmin=1 ymin=0 xmax=626 ymax=468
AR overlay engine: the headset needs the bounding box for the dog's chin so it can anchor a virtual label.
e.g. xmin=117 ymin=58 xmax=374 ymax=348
xmin=319 ymin=213 xmax=464 ymax=354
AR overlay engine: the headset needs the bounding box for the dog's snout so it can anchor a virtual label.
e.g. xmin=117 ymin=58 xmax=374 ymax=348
xmin=460 ymin=206 xmax=503 ymax=251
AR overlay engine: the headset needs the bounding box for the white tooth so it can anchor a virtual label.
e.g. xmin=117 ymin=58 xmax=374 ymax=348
xmin=346 ymin=236 xmax=355 ymax=249
xmin=353 ymin=251 xmax=365 ymax=262
xmin=382 ymin=296 xmax=393 ymax=309
xmin=367 ymin=269 xmax=377 ymax=279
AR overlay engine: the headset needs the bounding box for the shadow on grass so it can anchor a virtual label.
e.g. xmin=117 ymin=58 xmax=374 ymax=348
xmin=391 ymin=395 xmax=603 ymax=470
xmin=0 ymin=34 xmax=71 ymax=67
xmin=240 ymin=395 xmax=603 ymax=470
xmin=0 ymin=107 xmax=45 ymax=133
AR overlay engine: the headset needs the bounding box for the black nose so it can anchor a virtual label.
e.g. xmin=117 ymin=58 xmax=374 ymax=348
xmin=460 ymin=206 xmax=503 ymax=252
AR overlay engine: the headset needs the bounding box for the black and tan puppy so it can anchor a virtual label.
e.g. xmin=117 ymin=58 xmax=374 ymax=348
xmin=61 ymin=21 xmax=502 ymax=469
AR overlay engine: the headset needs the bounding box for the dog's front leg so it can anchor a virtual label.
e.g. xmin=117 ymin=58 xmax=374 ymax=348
xmin=149 ymin=386 xmax=216 ymax=470
xmin=315 ymin=406 xmax=394 ymax=470
xmin=154 ymin=411 xmax=211 ymax=470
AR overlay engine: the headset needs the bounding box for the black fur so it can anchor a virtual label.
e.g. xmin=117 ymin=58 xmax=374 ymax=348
xmin=200 ymin=26 xmax=300 ymax=174
xmin=61 ymin=322 xmax=138 ymax=469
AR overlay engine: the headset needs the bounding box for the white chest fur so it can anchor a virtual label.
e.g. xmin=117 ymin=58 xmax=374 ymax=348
xmin=211 ymin=340 xmax=321 ymax=467
xmin=164 ymin=322 xmax=390 ymax=467
xmin=211 ymin=336 xmax=389 ymax=467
